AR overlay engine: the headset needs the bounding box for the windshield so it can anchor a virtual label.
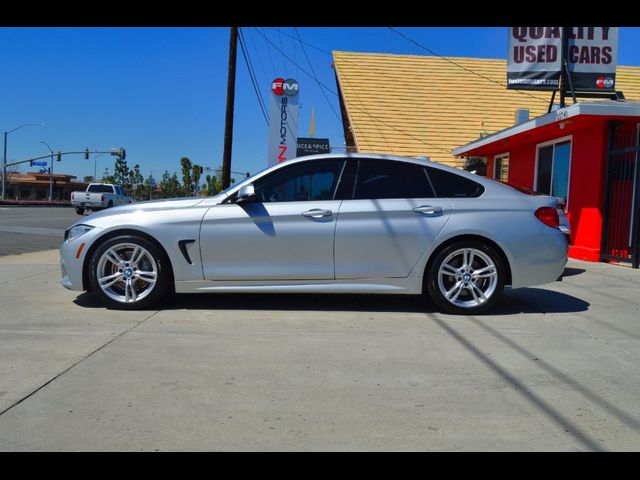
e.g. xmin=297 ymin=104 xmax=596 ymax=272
xmin=214 ymin=165 xmax=270 ymax=197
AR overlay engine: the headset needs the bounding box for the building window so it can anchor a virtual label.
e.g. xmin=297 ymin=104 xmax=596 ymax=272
xmin=494 ymin=154 xmax=509 ymax=182
xmin=536 ymin=139 xmax=571 ymax=207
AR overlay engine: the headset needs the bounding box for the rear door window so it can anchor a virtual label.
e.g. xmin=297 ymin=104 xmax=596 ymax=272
xmin=426 ymin=167 xmax=484 ymax=198
xmin=352 ymin=159 xmax=435 ymax=199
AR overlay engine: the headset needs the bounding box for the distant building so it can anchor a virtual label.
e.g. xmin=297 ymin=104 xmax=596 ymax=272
xmin=6 ymin=172 xmax=87 ymax=201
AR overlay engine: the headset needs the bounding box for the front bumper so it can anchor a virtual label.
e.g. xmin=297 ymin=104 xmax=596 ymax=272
xmin=59 ymin=226 xmax=102 ymax=291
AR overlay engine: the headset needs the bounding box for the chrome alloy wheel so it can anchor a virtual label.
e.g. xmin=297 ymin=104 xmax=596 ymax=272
xmin=96 ymin=243 xmax=158 ymax=304
xmin=436 ymin=248 xmax=498 ymax=309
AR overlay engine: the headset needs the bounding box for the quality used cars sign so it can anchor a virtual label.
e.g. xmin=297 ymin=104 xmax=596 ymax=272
xmin=507 ymin=27 xmax=618 ymax=92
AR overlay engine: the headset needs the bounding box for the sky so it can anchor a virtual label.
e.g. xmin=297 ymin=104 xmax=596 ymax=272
xmin=2 ymin=26 xmax=640 ymax=184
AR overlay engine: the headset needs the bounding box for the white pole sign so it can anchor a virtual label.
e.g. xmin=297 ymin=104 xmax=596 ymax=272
xmin=268 ymin=78 xmax=300 ymax=166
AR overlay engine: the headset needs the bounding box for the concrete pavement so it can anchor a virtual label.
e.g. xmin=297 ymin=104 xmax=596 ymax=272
xmin=0 ymin=249 xmax=639 ymax=451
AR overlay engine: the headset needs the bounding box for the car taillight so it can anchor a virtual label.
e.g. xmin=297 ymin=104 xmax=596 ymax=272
xmin=71 ymin=193 xmax=74 ymax=200
xmin=535 ymin=207 xmax=559 ymax=228
xmin=101 ymin=194 xmax=104 ymax=202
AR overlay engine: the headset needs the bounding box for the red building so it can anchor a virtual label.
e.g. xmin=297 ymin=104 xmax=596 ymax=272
xmin=453 ymin=101 xmax=640 ymax=268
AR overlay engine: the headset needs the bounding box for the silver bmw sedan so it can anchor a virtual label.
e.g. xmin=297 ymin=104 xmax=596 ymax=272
xmin=60 ymin=154 xmax=568 ymax=314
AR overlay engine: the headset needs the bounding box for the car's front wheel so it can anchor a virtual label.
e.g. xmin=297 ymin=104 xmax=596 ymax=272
xmin=88 ymin=235 xmax=170 ymax=309
xmin=426 ymin=241 xmax=505 ymax=315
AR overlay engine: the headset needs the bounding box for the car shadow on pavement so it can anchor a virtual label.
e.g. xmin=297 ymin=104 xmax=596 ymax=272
xmin=73 ymin=287 xmax=589 ymax=315
xmin=562 ymin=267 xmax=586 ymax=277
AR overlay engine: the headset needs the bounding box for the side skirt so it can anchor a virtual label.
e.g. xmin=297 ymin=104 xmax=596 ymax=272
xmin=174 ymin=277 xmax=422 ymax=295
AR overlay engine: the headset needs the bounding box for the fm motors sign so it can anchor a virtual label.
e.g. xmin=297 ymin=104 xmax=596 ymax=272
xmin=268 ymin=78 xmax=300 ymax=166
xmin=507 ymin=27 xmax=618 ymax=92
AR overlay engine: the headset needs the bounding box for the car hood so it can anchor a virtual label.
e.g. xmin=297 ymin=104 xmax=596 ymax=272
xmin=79 ymin=197 xmax=207 ymax=224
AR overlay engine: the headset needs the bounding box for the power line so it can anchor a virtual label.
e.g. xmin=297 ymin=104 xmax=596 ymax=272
xmin=270 ymin=27 xmax=332 ymax=55
xmin=274 ymin=25 xmax=552 ymax=107
xmin=246 ymin=28 xmax=270 ymax=90
xmin=294 ymin=27 xmax=342 ymax=122
xmin=254 ymin=27 xmax=452 ymax=155
xmin=387 ymin=27 xmax=550 ymax=105
xmin=277 ymin=28 xmax=288 ymax=75
xmin=238 ymin=28 xmax=269 ymax=126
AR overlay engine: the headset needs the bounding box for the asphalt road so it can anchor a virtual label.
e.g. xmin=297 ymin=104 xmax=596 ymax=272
xmin=0 ymin=206 xmax=80 ymax=256
xmin=0 ymin=249 xmax=639 ymax=451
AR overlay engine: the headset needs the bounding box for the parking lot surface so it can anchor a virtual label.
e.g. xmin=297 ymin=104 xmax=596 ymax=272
xmin=0 ymin=246 xmax=639 ymax=451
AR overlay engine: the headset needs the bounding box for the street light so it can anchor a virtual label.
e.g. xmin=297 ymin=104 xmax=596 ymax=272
xmin=41 ymin=140 xmax=54 ymax=202
xmin=93 ymin=152 xmax=108 ymax=181
xmin=2 ymin=123 xmax=46 ymax=201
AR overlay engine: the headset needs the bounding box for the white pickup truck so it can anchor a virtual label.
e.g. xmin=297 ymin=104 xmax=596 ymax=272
xmin=71 ymin=183 xmax=132 ymax=215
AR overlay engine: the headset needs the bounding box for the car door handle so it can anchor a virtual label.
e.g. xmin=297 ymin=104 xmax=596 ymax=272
xmin=413 ymin=205 xmax=443 ymax=215
xmin=302 ymin=209 xmax=333 ymax=218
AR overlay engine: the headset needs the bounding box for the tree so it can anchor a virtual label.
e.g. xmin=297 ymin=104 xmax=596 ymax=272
xmin=159 ymin=170 xmax=181 ymax=199
xmin=102 ymin=167 xmax=116 ymax=185
xmin=143 ymin=174 xmax=155 ymax=200
xmin=83 ymin=176 xmax=95 ymax=183
xmin=113 ymin=155 xmax=129 ymax=187
xmin=128 ymin=164 xmax=144 ymax=200
xmin=192 ymin=164 xmax=203 ymax=195
xmin=205 ymin=166 xmax=235 ymax=194
xmin=205 ymin=174 xmax=217 ymax=195
xmin=180 ymin=157 xmax=192 ymax=196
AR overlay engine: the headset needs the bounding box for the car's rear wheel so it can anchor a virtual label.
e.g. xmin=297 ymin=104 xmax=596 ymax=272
xmin=75 ymin=207 xmax=85 ymax=215
xmin=426 ymin=241 xmax=505 ymax=315
xmin=88 ymin=235 xmax=170 ymax=309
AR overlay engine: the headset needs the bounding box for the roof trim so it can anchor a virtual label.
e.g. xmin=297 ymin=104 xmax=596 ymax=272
xmin=452 ymin=101 xmax=640 ymax=156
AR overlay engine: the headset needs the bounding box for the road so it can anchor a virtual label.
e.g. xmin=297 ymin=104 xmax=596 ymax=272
xmin=0 ymin=206 xmax=80 ymax=256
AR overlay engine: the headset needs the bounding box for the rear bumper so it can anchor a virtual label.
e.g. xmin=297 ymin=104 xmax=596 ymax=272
xmin=72 ymin=202 xmax=105 ymax=209
xmin=509 ymin=228 xmax=568 ymax=288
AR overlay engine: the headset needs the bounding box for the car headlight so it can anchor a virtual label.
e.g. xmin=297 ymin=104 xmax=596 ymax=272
xmin=66 ymin=224 xmax=95 ymax=242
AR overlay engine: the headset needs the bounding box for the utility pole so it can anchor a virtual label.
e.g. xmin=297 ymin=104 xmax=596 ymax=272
xmin=221 ymin=26 xmax=238 ymax=190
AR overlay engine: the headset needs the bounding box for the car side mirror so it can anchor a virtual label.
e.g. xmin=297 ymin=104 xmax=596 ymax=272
xmin=236 ymin=184 xmax=257 ymax=204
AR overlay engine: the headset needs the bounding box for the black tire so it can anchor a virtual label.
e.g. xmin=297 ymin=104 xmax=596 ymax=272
xmin=107 ymin=200 xmax=114 ymax=208
xmin=88 ymin=234 xmax=171 ymax=310
xmin=75 ymin=207 xmax=85 ymax=215
xmin=425 ymin=240 xmax=505 ymax=315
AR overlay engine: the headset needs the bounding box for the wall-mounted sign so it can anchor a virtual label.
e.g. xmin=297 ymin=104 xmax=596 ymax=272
xmin=507 ymin=27 xmax=619 ymax=92
xmin=268 ymin=77 xmax=300 ymax=166
xmin=296 ymin=138 xmax=331 ymax=157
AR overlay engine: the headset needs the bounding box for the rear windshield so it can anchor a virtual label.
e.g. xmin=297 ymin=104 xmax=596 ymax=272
xmin=87 ymin=185 xmax=114 ymax=193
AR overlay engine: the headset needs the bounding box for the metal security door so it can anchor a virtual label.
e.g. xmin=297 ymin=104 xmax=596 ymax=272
xmin=601 ymin=121 xmax=640 ymax=268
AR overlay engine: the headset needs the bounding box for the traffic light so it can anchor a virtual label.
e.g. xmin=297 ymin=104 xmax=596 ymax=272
xmin=110 ymin=147 xmax=126 ymax=160
xmin=56 ymin=151 xmax=62 ymax=162
xmin=84 ymin=148 xmax=90 ymax=160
